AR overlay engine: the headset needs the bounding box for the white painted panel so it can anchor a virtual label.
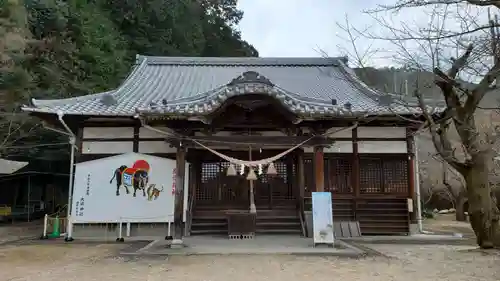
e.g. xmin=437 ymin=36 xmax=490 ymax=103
xmin=83 ymin=127 xmax=134 ymax=139
xmin=72 ymin=152 xmax=175 ymax=223
xmin=358 ymin=141 xmax=407 ymax=153
xmin=194 ymin=131 xmax=287 ymax=137
xmin=139 ymin=141 xmax=177 ymax=153
xmin=324 ymin=141 xmax=353 ymax=153
xmin=326 ymin=127 xmax=352 ymax=138
xmin=82 ymin=141 xmax=133 ymax=154
xmin=358 ymin=127 xmax=406 ymax=138
xmin=304 ymin=147 xmax=313 ymax=153
xmin=139 ymin=127 xmax=170 ymax=139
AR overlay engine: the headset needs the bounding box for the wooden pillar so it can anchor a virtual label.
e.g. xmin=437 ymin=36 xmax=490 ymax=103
xmin=174 ymin=146 xmax=186 ymax=241
xmin=296 ymin=149 xmax=305 ymax=212
xmin=352 ymin=128 xmax=360 ymax=220
xmin=406 ymin=128 xmax=417 ymax=223
xmin=297 ymin=149 xmax=305 ymax=199
xmin=313 ymin=146 xmax=325 ymax=192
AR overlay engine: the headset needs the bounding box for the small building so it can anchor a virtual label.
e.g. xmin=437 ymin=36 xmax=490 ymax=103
xmin=0 ymin=159 xmax=68 ymax=222
xmin=22 ymin=56 xmax=425 ymax=238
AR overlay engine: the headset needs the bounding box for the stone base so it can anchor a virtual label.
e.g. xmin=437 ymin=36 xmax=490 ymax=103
xmin=409 ymin=223 xmax=419 ymax=235
xmin=169 ymin=239 xmax=186 ymax=249
xmin=304 ymin=211 xmax=313 ymax=238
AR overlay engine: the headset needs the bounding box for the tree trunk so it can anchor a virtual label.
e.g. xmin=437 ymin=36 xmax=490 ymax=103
xmin=455 ymin=191 xmax=468 ymax=222
xmin=464 ymin=163 xmax=500 ymax=248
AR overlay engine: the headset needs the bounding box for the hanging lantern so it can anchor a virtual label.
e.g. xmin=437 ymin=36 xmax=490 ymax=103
xmin=246 ymin=167 xmax=257 ymax=180
xmin=258 ymin=164 xmax=263 ymax=175
xmin=266 ymin=162 xmax=277 ymax=175
xmin=239 ymin=164 xmax=245 ymax=175
xmin=226 ymin=163 xmax=237 ymax=176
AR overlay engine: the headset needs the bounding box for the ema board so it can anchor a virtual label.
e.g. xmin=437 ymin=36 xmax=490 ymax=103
xmin=71 ymin=153 xmax=185 ymax=223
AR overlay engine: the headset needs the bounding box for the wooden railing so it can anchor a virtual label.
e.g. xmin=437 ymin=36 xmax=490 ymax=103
xmin=185 ymin=193 xmax=195 ymax=236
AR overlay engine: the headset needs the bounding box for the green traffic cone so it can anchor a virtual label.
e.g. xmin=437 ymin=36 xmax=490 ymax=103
xmin=49 ymin=216 xmax=60 ymax=238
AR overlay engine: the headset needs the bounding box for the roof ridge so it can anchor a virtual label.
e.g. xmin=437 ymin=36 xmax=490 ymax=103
xmin=139 ymin=55 xmax=348 ymax=66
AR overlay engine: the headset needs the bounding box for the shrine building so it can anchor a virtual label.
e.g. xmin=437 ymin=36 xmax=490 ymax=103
xmin=22 ymin=56 xmax=435 ymax=238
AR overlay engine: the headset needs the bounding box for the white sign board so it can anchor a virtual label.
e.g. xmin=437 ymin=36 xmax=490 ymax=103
xmin=72 ymin=152 xmax=181 ymax=223
xmin=312 ymin=192 xmax=334 ymax=246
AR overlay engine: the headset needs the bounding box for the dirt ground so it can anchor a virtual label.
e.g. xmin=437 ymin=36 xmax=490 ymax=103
xmin=0 ymin=242 xmax=498 ymax=281
xmin=0 ymin=215 xmax=498 ymax=281
xmin=0 ymin=220 xmax=43 ymax=244
xmin=423 ymin=213 xmax=476 ymax=237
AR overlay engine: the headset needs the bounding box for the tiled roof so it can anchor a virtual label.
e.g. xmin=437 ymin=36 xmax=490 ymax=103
xmin=21 ymin=55 xmax=438 ymax=118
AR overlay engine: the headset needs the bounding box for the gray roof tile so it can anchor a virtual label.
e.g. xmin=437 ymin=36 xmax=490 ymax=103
xmin=22 ymin=55 xmax=438 ymax=118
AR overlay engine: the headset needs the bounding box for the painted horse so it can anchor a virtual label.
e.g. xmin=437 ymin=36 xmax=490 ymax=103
xmin=109 ymin=165 xmax=149 ymax=197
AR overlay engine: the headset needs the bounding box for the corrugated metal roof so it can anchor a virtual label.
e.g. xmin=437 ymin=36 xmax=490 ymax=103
xmin=21 ymin=55 xmax=437 ymax=118
xmin=0 ymin=159 xmax=28 ymax=175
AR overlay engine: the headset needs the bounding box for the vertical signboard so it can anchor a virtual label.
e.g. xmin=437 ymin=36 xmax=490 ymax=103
xmin=312 ymin=192 xmax=334 ymax=246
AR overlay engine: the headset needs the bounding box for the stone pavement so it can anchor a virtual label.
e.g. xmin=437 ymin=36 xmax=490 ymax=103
xmin=121 ymin=235 xmax=367 ymax=257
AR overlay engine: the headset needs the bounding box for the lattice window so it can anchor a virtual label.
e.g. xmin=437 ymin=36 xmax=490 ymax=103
xmin=326 ymin=157 xmax=353 ymax=193
xmin=360 ymin=156 xmax=408 ymax=194
xmin=197 ymin=162 xmax=231 ymax=202
xmin=383 ymin=159 xmax=408 ymax=194
xmin=259 ymin=161 xmax=287 ymax=183
xmin=258 ymin=161 xmax=293 ymax=200
xmin=360 ymin=157 xmax=383 ymax=193
xmin=201 ymin=163 xmax=220 ymax=183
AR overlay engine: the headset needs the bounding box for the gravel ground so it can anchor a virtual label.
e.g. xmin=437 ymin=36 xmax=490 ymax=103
xmin=0 ymin=242 xmax=499 ymax=281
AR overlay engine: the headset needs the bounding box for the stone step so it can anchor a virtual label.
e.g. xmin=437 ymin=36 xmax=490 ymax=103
xmin=255 ymin=229 xmax=302 ymax=234
xmin=190 ymin=229 xmax=227 ymax=235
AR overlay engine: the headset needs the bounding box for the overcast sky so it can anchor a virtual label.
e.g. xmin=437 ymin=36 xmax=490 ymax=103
xmin=236 ymin=0 xmax=488 ymax=69
xmin=237 ymin=0 xmax=404 ymax=65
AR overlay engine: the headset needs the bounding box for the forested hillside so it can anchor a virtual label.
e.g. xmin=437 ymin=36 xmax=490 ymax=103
xmin=0 ymin=0 xmax=257 ymax=159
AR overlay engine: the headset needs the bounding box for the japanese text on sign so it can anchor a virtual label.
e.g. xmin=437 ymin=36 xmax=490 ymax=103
xmin=171 ymin=168 xmax=176 ymax=195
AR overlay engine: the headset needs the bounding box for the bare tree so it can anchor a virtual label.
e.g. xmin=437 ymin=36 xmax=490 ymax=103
xmin=339 ymin=1 xmax=500 ymax=248
xmin=0 ymin=111 xmax=40 ymax=156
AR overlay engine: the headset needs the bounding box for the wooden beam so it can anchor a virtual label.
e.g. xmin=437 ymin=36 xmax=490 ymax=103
xmin=167 ymin=135 xmax=334 ymax=148
xmin=174 ymin=146 xmax=186 ymax=240
xmin=314 ymin=146 xmax=325 ymax=192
